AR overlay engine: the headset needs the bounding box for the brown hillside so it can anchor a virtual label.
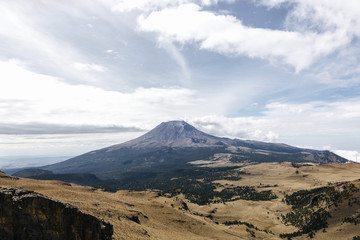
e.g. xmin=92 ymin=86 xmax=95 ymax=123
xmin=1 ymin=162 xmax=360 ymax=239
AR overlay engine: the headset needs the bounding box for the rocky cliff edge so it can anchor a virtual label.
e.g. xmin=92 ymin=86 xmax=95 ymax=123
xmin=0 ymin=186 xmax=113 ymax=240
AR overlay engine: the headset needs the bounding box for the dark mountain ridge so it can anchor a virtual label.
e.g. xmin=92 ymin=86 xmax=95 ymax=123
xmin=39 ymin=121 xmax=347 ymax=180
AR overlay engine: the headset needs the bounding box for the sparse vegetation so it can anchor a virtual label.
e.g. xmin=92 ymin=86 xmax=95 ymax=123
xmin=52 ymin=167 xmax=276 ymax=205
xmin=258 ymin=184 xmax=278 ymax=188
xmin=138 ymin=168 xmax=277 ymax=205
xmin=280 ymin=182 xmax=359 ymax=239
xmin=246 ymin=228 xmax=256 ymax=237
xmin=218 ymin=186 xmax=277 ymax=202
xmin=223 ymin=220 xmax=274 ymax=235
xmin=343 ymin=215 xmax=360 ymax=225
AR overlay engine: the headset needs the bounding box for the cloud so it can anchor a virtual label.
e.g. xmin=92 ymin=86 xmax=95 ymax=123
xmin=1 ymin=59 xmax=359 ymax=157
xmin=112 ymin=0 xmax=230 ymax=12
xmin=259 ymin=0 xmax=360 ymax=38
xmin=0 ymin=2 xmax=90 ymax=83
xmin=73 ymin=62 xmax=107 ymax=72
xmin=0 ymin=1 xmax=133 ymax=87
xmin=256 ymin=0 xmax=360 ymax=79
xmin=3 ymin=59 xmax=358 ymax=148
xmin=1 ymin=60 xmax=359 ymax=150
xmin=191 ymin=115 xmax=279 ymax=142
xmin=0 ymin=132 xmax=144 ymax=160
xmin=0 ymin=123 xmax=143 ymax=135
xmin=136 ymin=3 xmax=351 ymax=72
xmin=0 ymin=156 xmax=72 ymax=169
xmin=157 ymin=37 xmax=191 ymax=83
xmin=1 ymin=0 xmax=359 ymax=160
xmin=0 ymin=60 xmax=212 ymax=129
xmin=190 ymin=98 xmax=360 ymax=150
xmin=333 ymin=150 xmax=360 ymax=162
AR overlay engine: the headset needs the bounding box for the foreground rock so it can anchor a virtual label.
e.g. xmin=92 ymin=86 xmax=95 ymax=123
xmin=0 ymin=187 xmax=113 ymax=240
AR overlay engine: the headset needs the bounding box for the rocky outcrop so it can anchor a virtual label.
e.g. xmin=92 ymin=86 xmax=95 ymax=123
xmin=0 ymin=187 xmax=113 ymax=240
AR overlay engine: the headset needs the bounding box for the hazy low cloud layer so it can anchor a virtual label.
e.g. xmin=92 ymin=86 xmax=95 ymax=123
xmin=0 ymin=123 xmax=143 ymax=135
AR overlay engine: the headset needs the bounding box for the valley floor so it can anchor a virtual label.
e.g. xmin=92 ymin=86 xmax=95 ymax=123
xmin=1 ymin=162 xmax=360 ymax=240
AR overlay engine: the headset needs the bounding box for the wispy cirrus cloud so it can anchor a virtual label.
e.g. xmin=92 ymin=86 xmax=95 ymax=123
xmin=0 ymin=1 xmax=100 ymax=85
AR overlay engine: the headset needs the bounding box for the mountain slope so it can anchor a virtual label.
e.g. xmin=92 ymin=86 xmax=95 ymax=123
xmin=108 ymin=120 xmax=314 ymax=153
xmin=41 ymin=121 xmax=347 ymax=179
xmin=12 ymin=169 xmax=53 ymax=178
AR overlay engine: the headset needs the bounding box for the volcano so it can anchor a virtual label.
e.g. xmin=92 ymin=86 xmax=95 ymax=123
xmin=40 ymin=121 xmax=347 ymax=179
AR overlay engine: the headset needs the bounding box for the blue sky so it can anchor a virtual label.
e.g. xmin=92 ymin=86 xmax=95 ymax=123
xmin=1 ymin=0 xmax=360 ymax=167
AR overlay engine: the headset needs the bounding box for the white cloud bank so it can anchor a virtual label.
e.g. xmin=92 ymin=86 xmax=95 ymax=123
xmin=138 ymin=3 xmax=345 ymax=72
xmin=192 ymin=98 xmax=360 ymax=138
xmin=1 ymin=59 xmax=360 ymax=158
xmin=190 ymin=98 xmax=360 ymax=160
xmin=108 ymin=0 xmax=360 ymax=72
xmin=1 ymin=59 xmax=360 ymax=157
xmin=333 ymin=150 xmax=360 ymax=163
xmin=0 ymin=60 xmax=210 ymax=129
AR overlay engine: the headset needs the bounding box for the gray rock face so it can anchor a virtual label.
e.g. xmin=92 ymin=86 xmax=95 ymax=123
xmin=0 ymin=187 xmax=113 ymax=240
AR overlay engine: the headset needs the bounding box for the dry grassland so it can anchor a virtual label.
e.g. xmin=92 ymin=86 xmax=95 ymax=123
xmin=1 ymin=162 xmax=360 ymax=239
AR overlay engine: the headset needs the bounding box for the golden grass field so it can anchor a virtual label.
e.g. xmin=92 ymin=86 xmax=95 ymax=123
xmin=1 ymin=162 xmax=360 ymax=240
